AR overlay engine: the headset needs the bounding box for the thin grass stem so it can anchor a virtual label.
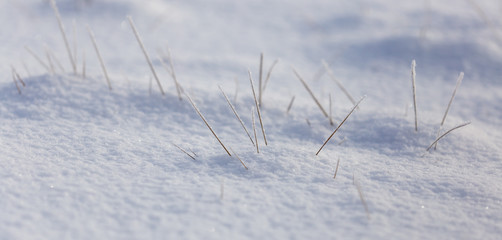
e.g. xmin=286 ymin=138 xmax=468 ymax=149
xmin=127 ymin=16 xmax=165 ymax=95
xmin=172 ymin=143 xmax=196 ymax=160
xmin=292 ymin=67 xmax=329 ymax=118
xmin=185 ymin=91 xmax=231 ymax=156
xmin=249 ymin=70 xmax=268 ymax=146
xmin=411 ymin=60 xmax=418 ymax=132
xmin=316 ymin=96 xmax=365 ymax=155
xmin=219 ymin=85 xmax=255 ymax=146
xmin=322 ymin=60 xmax=356 ymax=106
xmin=333 ymin=157 xmax=340 ymax=179
xmin=426 ymin=122 xmax=471 ymax=152
xmin=50 ymin=0 xmax=76 ymax=74
xmin=86 ymin=25 xmax=112 ymax=90
xmin=229 ymin=147 xmax=248 ymax=170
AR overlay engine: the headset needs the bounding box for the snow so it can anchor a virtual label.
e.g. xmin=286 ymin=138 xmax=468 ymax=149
xmin=1 ymin=0 xmax=502 ymax=239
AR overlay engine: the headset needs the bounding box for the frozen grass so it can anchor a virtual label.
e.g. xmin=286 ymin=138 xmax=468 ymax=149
xmin=1 ymin=1 xmax=501 ymax=240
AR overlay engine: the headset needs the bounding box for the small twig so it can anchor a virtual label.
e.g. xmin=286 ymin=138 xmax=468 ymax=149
xmin=333 ymin=157 xmax=340 ymax=179
xmin=286 ymin=96 xmax=295 ymax=115
xmin=434 ymin=72 xmax=464 ymax=149
xmin=426 ymin=122 xmax=471 ymax=152
xmin=292 ymin=67 xmax=329 ymax=118
xmin=87 ymin=25 xmax=112 ymax=90
xmin=249 ymin=70 xmax=268 ymax=146
xmin=316 ymin=96 xmax=365 ymax=155
xmin=354 ymin=177 xmax=370 ymax=219
xmin=322 ymin=60 xmax=356 ymax=106
xmin=411 ymin=60 xmax=418 ymax=132
xmin=185 ymin=91 xmax=231 ymax=156
xmin=50 ymin=0 xmax=77 ymax=74
xmin=219 ymin=85 xmax=255 ymax=146
xmin=127 ymin=16 xmax=165 ymax=95
xmin=258 ymin=53 xmax=264 ymax=106
xmin=229 ymin=147 xmax=248 ymax=170
xmin=306 ymin=118 xmax=311 ymax=127
xmin=252 ymin=107 xmax=259 ymax=153
xmin=172 ymin=143 xmax=196 ymax=160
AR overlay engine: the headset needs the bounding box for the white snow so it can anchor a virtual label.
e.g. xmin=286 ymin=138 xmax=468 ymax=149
xmin=1 ymin=0 xmax=502 ymax=239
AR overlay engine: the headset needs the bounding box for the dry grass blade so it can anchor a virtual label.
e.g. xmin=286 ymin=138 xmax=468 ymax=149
xmin=219 ymin=85 xmax=255 ymax=147
xmin=292 ymin=67 xmax=329 ymax=118
xmin=333 ymin=157 xmax=340 ymax=179
xmin=434 ymin=72 xmax=464 ymax=149
xmin=249 ymin=70 xmax=268 ymax=146
xmin=12 ymin=67 xmax=26 ymax=87
xmin=322 ymin=60 xmax=356 ymax=106
xmin=426 ymin=122 xmax=471 ymax=152
xmin=44 ymin=46 xmax=55 ymax=74
xmin=262 ymin=59 xmax=279 ymax=92
xmin=11 ymin=68 xmax=21 ymax=95
xmin=229 ymin=147 xmax=248 ymax=170
xmin=87 ymin=25 xmax=112 ymax=90
xmin=46 ymin=47 xmax=65 ymax=73
xmin=252 ymin=107 xmax=259 ymax=153
xmin=158 ymin=47 xmax=182 ymax=100
xmin=258 ymin=53 xmax=264 ymax=106
xmin=354 ymin=178 xmax=370 ymax=219
xmin=172 ymin=143 xmax=196 ymax=160
xmin=286 ymin=96 xmax=295 ymax=115
xmin=127 ymin=16 xmax=165 ymax=95
xmin=411 ymin=60 xmax=418 ymax=132
xmin=316 ymin=96 xmax=365 ymax=155
xmin=50 ymin=0 xmax=76 ymax=74
xmin=185 ymin=91 xmax=231 ymax=156
xmin=25 ymin=46 xmax=51 ymax=73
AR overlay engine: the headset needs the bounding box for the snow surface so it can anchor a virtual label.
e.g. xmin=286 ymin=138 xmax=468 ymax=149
xmin=1 ymin=0 xmax=502 ymax=239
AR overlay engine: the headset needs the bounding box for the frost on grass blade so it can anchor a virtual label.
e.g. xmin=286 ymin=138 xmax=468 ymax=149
xmin=219 ymin=85 xmax=255 ymax=147
xmin=322 ymin=60 xmax=356 ymax=106
xmin=229 ymin=147 xmax=248 ymax=170
xmin=354 ymin=177 xmax=370 ymax=219
xmin=426 ymin=122 xmax=471 ymax=152
xmin=316 ymin=96 xmax=366 ymax=156
xmin=87 ymin=25 xmax=112 ymax=90
xmin=50 ymin=0 xmax=76 ymax=74
xmin=251 ymin=107 xmax=259 ymax=153
xmin=333 ymin=157 xmax=340 ymax=179
xmin=434 ymin=72 xmax=464 ymax=149
xmin=292 ymin=67 xmax=329 ymax=119
xmin=184 ymin=91 xmax=231 ymax=156
xmin=411 ymin=59 xmax=418 ymax=132
xmin=25 ymin=46 xmax=51 ymax=73
xmin=172 ymin=143 xmax=196 ymax=160
xmin=127 ymin=16 xmax=165 ymax=95
xmin=249 ymin=70 xmax=268 ymax=146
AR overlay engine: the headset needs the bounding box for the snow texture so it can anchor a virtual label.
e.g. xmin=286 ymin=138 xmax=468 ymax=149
xmin=1 ymin=0 xmax=502 ymax=239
